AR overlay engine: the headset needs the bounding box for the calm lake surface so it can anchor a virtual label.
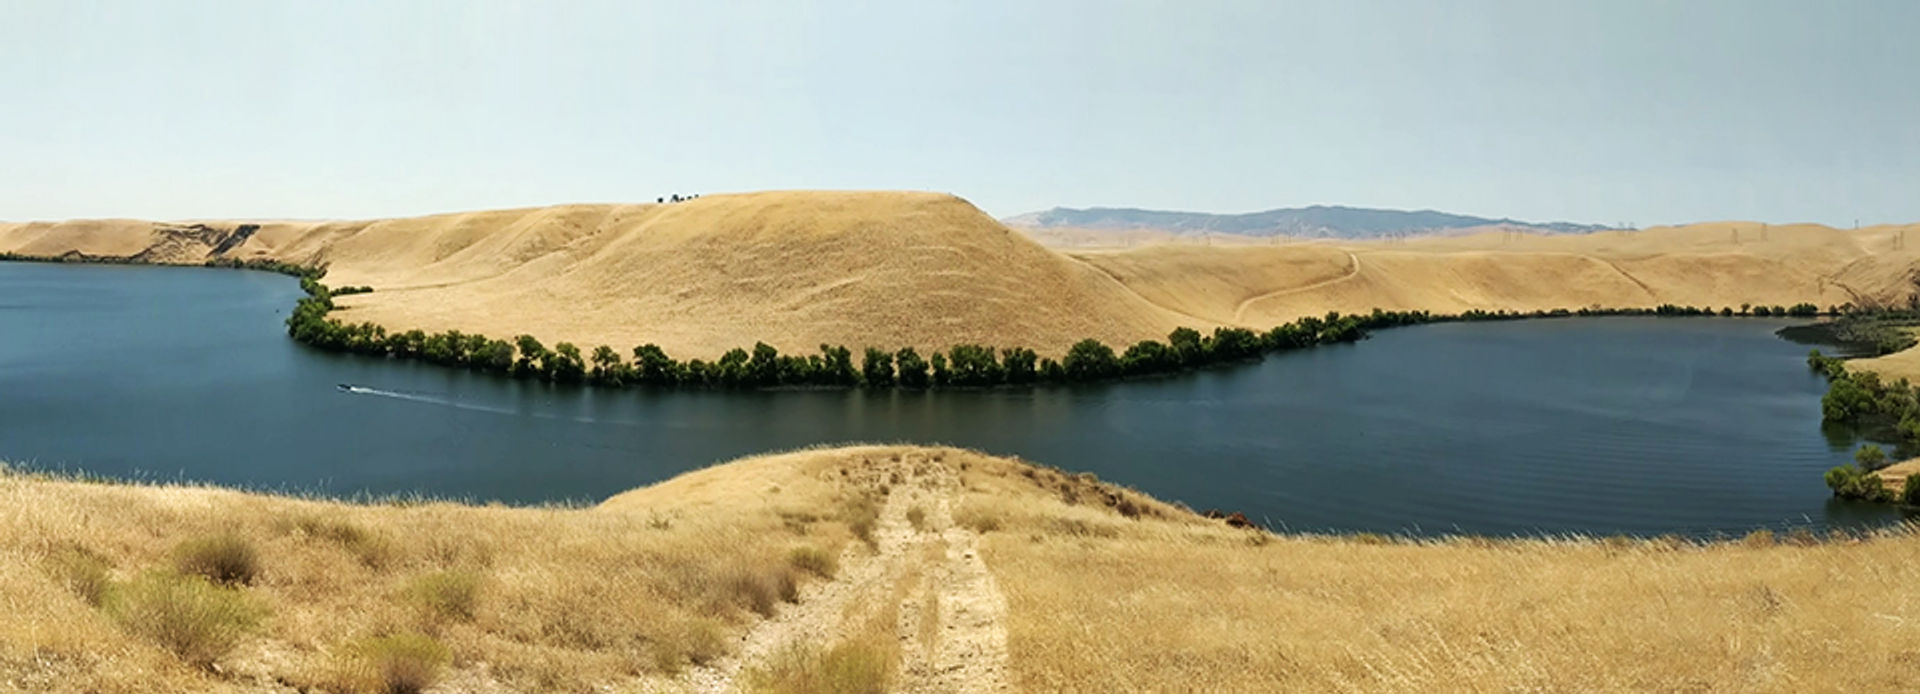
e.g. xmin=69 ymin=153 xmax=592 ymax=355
xmin=0 ymin=262 xmax=1903 ymax=536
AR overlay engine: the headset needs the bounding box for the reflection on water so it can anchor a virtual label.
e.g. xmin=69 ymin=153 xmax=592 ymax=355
xmin=0 ymin=262 xmax=1906 ymax=537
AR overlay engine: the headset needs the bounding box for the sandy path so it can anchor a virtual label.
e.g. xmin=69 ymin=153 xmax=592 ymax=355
xmin=1233 ymin=250 xmax=1362 ymax=321
xmin=896 ymin=484 xmax=1012 ymax=693
xmin=682 ymin=455 xmax=1010 ymax=693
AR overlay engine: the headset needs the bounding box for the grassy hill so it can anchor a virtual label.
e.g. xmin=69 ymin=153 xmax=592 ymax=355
xmin=4 ymin=446 xmax=1917 ymax=693
xmin=7 ymin=192 xmax=1920 ymax=364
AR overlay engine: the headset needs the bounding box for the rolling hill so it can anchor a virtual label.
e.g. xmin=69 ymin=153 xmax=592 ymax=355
xmin=1003 ymin=204 xmax=1611 ymax=239
xmin=6 ymin=191 xmax=1920 ymax=364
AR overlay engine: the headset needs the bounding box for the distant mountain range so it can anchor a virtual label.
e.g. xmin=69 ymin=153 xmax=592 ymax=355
xmin=1001 ymin=205 xmax=1611 ymax=239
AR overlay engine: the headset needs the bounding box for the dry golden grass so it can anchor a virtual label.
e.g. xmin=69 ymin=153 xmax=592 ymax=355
xmin=8 ymin=445 xmax=1916 ymax=692
xmin=13 ymin=192 xmax=1917 ymax=362
xmin=0 ymin=446 xmax=889 ymax=692
xmin=947 ymin=454 xmax=1920 ymax=693
xmin=1072 ymin=220 xmax=1920 ymax=329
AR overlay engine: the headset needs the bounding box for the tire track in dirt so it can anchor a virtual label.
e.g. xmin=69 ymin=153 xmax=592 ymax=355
xmin=681 ymin=452 xmax=1010 ymax=693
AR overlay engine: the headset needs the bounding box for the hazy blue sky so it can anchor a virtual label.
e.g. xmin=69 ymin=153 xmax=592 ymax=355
xmin=3 ymin=1 xmax=1916 ymax=225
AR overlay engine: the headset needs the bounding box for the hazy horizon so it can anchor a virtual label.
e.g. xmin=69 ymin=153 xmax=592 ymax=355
xmin=4 ymin=1 xmax=1917 ymax=227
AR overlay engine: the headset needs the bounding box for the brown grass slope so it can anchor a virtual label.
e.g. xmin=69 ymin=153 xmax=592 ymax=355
xmin=2 ymin=192 xmax=1194 ymax=358
xmin=10 ymin=195 xmax=1920 ymax=361
xmin=1071 ymin=221 xmax=1920 ymax=328
xmin=7 ymin=447 xmax=1920 ymax=693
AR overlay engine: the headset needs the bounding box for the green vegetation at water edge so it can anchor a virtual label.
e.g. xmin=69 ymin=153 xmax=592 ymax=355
xmin=281 ymin=272 xmax=1830 ymax=391
xmin=1808 ymin=350 xmax=1920 ymax=503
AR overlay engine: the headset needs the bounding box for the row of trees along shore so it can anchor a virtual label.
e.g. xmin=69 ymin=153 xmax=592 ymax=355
xmin=1809 ymin=348 xmax=1920 ymax=505
xmin=284 ymin=273 xmax=1837 ymax=389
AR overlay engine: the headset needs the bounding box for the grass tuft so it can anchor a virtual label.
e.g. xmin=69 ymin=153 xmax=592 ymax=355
xmin=841 ymin=496 xmax=881 ymax=548
xmin=405 ymin=570 xmax=481 ymax=622
xmin=288 ymin=514 xmax=398 ymax=569
xmin=748 ymin=638 xmax=894 ymax=694
xmin=105 ymin=571 xmax=265 ymax=669
xmin=788 ymin=546 xmax=838 ymax=578
xmin=725 ymin=563 xmax=801 ymax=617
xmin=953 ymin=505 xmax=1002 ymax=534
xmin=650 ymin=617 xmax=728 ymax=673
xmin=172 ymin=533 xmax=262 ymax=586
xmin=43 ymin=542 xmax=113 ymax=606
xmin=339 ymin=633 xmax=451 ymax=694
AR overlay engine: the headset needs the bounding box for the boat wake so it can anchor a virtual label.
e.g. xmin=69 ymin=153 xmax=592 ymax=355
xmin=332 ymin=383 xmax=663 ymax=427
xmin=333 ymin=384 xmax=518 ymax=416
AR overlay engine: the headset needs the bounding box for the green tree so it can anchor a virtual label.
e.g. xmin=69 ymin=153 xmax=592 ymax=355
xmin=861 ymin=347 xmax=895 ymax=387
xmin=1168 ymin=327 xmax=1205 ymax=365
xmin=1062 ymin=339 xmax=1119 ymax=382
xmin=550 ymin=342 xmax=587 ymax=382
xmin=1904 ymin=473 xmax=1920 ymax=506
xmin=895 ymin=347 xmax=930 ymax=388
xmin=1001 ymin=347 xmax=1038 ymax=385
xmin=714 ymin=348 xmax=751 ymax=387
xmin=632 ymin=344 xmax=679 ymax=385
xmin=945 ymin=344 xmax=1002 ymax=386
xmin=1120 ymin=340 xmax=1177 ymax=375
xmin=929 ymin=352 xmax=951 ymax=387
xmin=1856 ymin=444 xmax=1889 ymax=471
xmin=589 ymin=345 xmax=627 ymax=385
xmin=817 ymin=345 xmax=858 ymax=386
xmin=512 ymin=335 xmax=547 ymax=378
xmin=477 ymin=339 xmax=514 ymax=373
xmin=747 ymin=342 xmax=782 ymax=386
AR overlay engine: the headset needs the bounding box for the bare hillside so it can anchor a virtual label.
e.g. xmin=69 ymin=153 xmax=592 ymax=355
xmin=7 ymin=445 xmax=1920 ymax=692
xmin=8 ymin=194 xmax=1920 ymax=360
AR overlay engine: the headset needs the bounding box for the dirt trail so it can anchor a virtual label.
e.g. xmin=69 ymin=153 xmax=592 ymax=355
xmin=1233 ymin=250 xmax=1362 ymax=321
xmin=681 ymin=453 xmax=1010 ymax=693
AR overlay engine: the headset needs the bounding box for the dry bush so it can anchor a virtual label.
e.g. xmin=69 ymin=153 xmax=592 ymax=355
xmin=788 ymin=546 xmax=837 ymax=578
xmin=650 ymin=616 xmax=728 ymax=673
xmin=1046 ymin=517 xmax=1121 ymax=539
xmin=171 ymin=533 xmax=260 ymax=586
xmin=287 ymin=514 xmax=398 ymax=569
xmin=723 ymin=562 xmax=800 ymax=617
xmin=105 ymin=571 xmax=265 ymax=669
xmin=841 ymin=495 xmax=881 ymax=548
xmin=405 ymin=569 xmax=480 ymax=622
xmin=748 ymin=638 xmax=894 ymax=694
xmin=778 ymin=509 xmax=821 ymax=535
xmin=953 ymin=504 xmax=1002 ymax=534
xmin=905 ymin=506 xmax=927 ymax=532
xmin=334 ymin=633 xmax=451 ymax=694
xmin=42 ymin=542 xmax=112 ymax=606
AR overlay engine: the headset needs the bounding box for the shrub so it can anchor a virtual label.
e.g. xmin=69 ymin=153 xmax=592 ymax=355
xmin=953 ymin=505 xmax=1002 ymax=534
xmin=788 ymin=546 xmax=837 ymax=578
xmin=860 ymin=347 xmax=895 ymax=387
xmin=341 ymin=633 xmax=451 ymax=694
xmin=1856 ymin=444 xmax=1889 ymax=471
xmin=842 ymin=496 xmax=881 ymax=548
xmin=905 ymin=506 xmax=927 ymax=532
xmin=289 ymin=515 xmax=397 ymax=569
xmin=725 ymin=563 xmax=799 ymax=617
xmin=405 ymin=570 xmax=481 ymax=622
xmin=749 ymin=639 xmax=894 ymax=694
xmin=1904 ymin=474 xmax=1920 ymax=506
xmin=1826 ymin=465 xmax=1893 ymax=502
xmin=172 ymin=533 xmax=261 ymax=586
xmin=651 ymin=617 xmax=728 ymax=673
xmin=106 ymin=571 xmax=265 ymax=668
xmin=44 ymin=543 xmax=112 ymax=606
xmin=1062 ymin=338 xmax=1119 ymax=381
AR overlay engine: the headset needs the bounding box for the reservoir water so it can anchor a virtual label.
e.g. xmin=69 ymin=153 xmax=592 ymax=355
xmin=0 ymin=262 xmax=1904 ymax=536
